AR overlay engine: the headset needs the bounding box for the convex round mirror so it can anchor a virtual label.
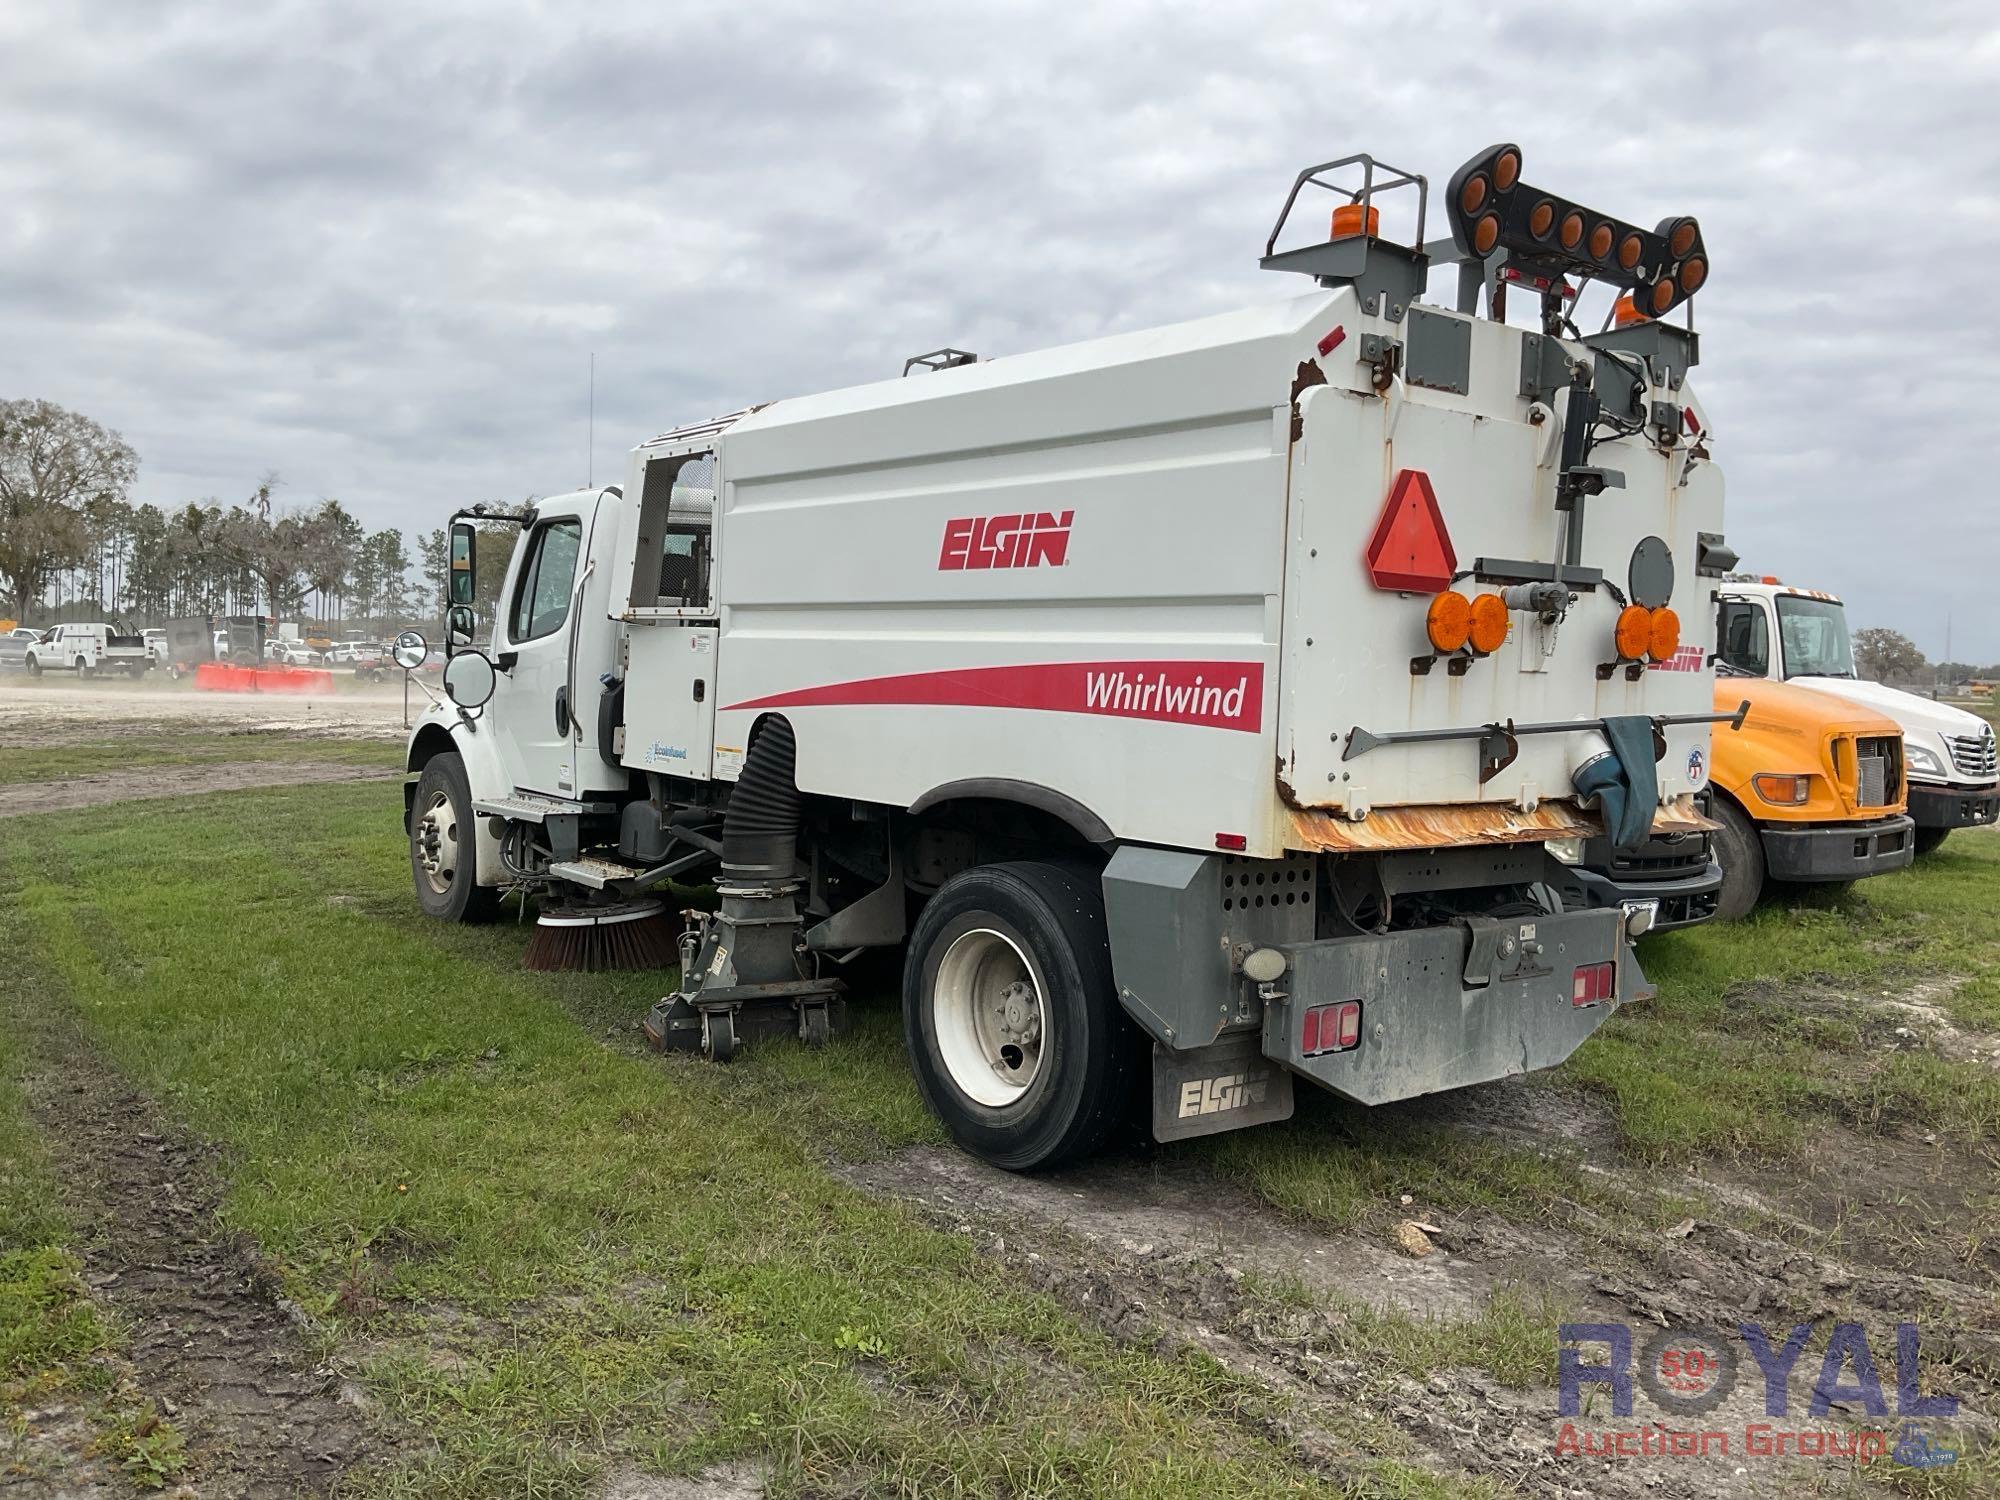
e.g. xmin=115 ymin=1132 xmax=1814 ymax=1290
xmin=442 ymin=650 xmax=496 ymax=710
xmin=392 ymin=629 xmax=429 ymax=671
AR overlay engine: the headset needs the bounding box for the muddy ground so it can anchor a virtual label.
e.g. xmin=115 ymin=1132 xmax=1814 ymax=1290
xmin=0 ymin=673 xmax=412 ymax=747
xmin=844 ymin=1060 xmax=1997 ymax=1499
xmin=1 ymin=950 xmax=380 ymax=1498
xmin=0 ymin=762 xmax=401 ymax=818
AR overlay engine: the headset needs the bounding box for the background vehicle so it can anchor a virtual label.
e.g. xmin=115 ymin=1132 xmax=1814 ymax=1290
xmin=404 ymin=144 xmax=1734 ymax=1168
xmin=1548 ymin=790 xmax=1722 ymax=933
xmin=0 ymin=627 xmax=43 ymax=668
xmin=142 ymin=627 xmax=168 ymax=664
xmin=1718 ymin=578 xmax=1997 ymax=854
xmin=1704 ymin=677 xmax=1910 ymax=919
xmin=24 ymin=622 xmax=150 ymax=677
xmin=327 ymin=641 xmax=386 ymax=665
xmin=267 ymin=639 xmax=323 ymax=666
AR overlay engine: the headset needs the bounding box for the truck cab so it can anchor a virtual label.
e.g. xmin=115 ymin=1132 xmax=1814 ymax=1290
xmin=1703 ymin=675 xmax=1911 ymax=918
xmin=1717 ymin=578 xmax=1998 ymax=854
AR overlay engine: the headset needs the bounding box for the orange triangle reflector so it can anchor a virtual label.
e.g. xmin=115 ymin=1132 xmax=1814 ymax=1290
xmin=1364 ymin=469 xmax=1456 ymax=592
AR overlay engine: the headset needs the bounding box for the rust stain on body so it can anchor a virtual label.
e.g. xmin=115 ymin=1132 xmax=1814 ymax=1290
xmin=1287 ymin=796 xmax=1713 ymax=854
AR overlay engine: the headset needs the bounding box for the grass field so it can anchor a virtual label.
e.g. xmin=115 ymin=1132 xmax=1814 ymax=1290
xmin=2 ymin=745 xmax=1995 ymax=1496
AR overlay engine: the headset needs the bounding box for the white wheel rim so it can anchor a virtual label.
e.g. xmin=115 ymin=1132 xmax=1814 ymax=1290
xmin=933 ymin=926 xmax=1046 ymax=1107
xmin=415 ymin=789 xmax=459 ymax=895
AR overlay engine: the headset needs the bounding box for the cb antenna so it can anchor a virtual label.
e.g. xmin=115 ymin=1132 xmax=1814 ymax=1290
xmin=587 ymin=351 xmax=595 ymax=488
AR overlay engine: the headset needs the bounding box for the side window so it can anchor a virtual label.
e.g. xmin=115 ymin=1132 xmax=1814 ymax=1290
xmin=627 ymin=453 xmax=715 ymax=611
xmin=1717 ymin=601 xmax=1769 ymax=676
xmin=508 ymin=519 xmax=584 ymax=643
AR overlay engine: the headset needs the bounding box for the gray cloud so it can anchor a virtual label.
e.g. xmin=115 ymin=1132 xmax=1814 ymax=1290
xmin=3 ymin=0 xmax=1997 ymax=652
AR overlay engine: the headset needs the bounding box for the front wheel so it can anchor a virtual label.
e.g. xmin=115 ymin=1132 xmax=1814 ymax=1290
xmin=1709 ymin=797 xmax=1765 ymax=922
xmin=1913 ymin=826 xmax=1950 ymax=858
xmin=903 ymin=862 xmax=1136 ymax=1171
xmin=409 ymin=752 xmax=498 ymax=923
xmin=25 ymin=656 xmax=40 ymax=678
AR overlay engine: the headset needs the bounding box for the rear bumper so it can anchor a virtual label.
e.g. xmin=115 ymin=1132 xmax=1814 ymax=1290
xmin=1908 ymin=782 xmax=2000 ymax=832
xmin=1264 ymin=907 xmax=1635 ymax=1106
xmin=1760 ymin=814 xmax=1914 ymax=881
xmin=1555 ymin=860 xmax=1721 ymax=933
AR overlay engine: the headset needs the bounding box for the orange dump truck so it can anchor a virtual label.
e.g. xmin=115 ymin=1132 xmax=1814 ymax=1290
xmin=1705 ymin=676 xmax=1911 ymax=919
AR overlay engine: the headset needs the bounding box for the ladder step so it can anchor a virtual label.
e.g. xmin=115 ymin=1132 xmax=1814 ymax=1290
xmin=547 ymin=856 xmax=648 ymax=891
xmin=474 ymin=792 xmax=616 ymax=824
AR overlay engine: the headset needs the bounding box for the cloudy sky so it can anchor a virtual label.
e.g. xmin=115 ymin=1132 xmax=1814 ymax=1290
xmin=5 ymin=2 xmax=1997 ymax=654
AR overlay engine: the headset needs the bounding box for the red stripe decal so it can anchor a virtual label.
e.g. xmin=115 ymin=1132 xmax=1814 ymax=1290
xmin=723 ymin=660 xmax=1265 ymax=732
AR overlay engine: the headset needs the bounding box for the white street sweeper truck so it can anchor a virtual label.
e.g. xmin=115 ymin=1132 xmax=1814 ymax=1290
xmin=400 ymin=144 xmax=1740 ymax=1169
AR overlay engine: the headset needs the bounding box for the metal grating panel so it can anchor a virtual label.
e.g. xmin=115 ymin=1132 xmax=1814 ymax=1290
xmin=1855 ymin=736 xmax=1896 ymax=808
xmin=1219 ymin=854 xmax=1317 ymax=945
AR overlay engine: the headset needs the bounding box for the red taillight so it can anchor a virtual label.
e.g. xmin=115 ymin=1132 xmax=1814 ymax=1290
xmin=1214 ymin=832 xmax=1247 ymax=851
xmin=1572 ymin=962 xmax=1617 ymax=1007
xmin=1301 ymin=1001 xmax=1362 ymax=1056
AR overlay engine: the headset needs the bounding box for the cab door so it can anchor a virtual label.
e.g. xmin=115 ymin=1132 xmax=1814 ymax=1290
xmin=491 ymin=499 xmax=598 ymax=797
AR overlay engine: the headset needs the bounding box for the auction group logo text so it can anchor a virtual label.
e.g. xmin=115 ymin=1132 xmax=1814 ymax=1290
xmin=1555 ymin=1321 xmax=1957 ymax=1471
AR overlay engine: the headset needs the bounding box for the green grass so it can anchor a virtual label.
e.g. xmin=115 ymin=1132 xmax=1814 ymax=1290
xmin=1562 ymin=837 xmax=2000 ymax=1161
xmin=0 ymin=785 xmax=1493 ymax=1499
xmin=0 ymin=731 xmax=400 ymax=785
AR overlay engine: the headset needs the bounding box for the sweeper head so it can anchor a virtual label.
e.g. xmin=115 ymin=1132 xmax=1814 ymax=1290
xmin=522 ymin=898 xmax=679 ymax=973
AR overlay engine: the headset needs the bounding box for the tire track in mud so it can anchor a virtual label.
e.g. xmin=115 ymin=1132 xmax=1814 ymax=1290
xmin=0 ymin=874 xmax=385 ymax=1497
xmin=841 ymin=1105 xmax=1996 ymax=1498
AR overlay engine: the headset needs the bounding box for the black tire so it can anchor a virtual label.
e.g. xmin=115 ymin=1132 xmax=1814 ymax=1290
xmin=1913 ymin=826 xmax=1950 ymax=858
xmin=76 ymin=657 xmax=93 ymax=678
xmin=409 ymin=752 xmax=498 ymax=923
xmin=25 ymin=655 xmax=40 ymax=678
xmin=1709 ymin=797 xmax=1765 ymax=922
xmin=903 ymin=861 xmax=1136 ymax=1171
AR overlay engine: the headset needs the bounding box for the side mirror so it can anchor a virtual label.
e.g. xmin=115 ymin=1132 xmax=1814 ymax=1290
xmin=442 ymin=650 xmax=497 ymax=710
xmin=446 ymin=604 xmax=476 ymax=648
xmin=392 ymin=629 xmax=429 ymax=671
xmin=449 ymin=523 xmax=477 ymax=607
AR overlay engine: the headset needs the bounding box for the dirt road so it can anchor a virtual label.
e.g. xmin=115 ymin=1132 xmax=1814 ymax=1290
xmin=0 ymin=672 xmax=413 ymax=746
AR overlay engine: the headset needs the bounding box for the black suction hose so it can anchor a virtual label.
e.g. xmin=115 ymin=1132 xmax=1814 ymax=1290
xmin=720 ymin=718 xmax=801 ymax=885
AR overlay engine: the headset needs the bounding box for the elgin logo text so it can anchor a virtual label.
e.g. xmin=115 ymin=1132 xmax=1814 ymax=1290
xmin=938 ymin=511 xmax=1073 ymax=570
xmin=1178 ymin=1072 xmax=1268 ymax=1118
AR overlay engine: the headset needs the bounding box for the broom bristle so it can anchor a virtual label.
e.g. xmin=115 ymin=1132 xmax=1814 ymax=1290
xmin=522 ymin=900 xmax=679 ymax=973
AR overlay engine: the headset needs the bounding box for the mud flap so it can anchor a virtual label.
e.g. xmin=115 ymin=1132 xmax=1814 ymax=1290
xmin=1151 ymin=1032 xmax=1294 ymax=1143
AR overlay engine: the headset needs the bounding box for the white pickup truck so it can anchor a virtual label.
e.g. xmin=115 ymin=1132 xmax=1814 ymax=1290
xmin=24 ymin=622 xmax=151 ymax=678
xmin=1716 ymin=578 xmax=1998 ymax=854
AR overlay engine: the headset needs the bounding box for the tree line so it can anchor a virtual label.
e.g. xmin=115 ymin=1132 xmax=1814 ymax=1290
xmin=1 ymin=397 xmax=461 ymax=629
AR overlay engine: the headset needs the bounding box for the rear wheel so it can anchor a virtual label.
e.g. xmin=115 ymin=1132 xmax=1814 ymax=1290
xmin=1709 ymin=797 xmax=1765 ymax=922
xmin=1913 ymin=826 xmax=1950 ymax=857
xmin=903 ymin=861 xmax=1136 ymax=1171
xmin=410 ymin=752 xmax=498 ymax=923
xmin=76 ymin=656 xmax=93 ymax=678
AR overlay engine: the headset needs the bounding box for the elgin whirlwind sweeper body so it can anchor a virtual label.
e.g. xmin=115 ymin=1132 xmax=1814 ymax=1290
xmin=400 ymin=145 xmax=1739 ymax=1169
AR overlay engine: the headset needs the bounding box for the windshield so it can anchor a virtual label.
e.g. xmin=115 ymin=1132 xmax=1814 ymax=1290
xmin=1776 ymin=595 xmax=1856 ymax=679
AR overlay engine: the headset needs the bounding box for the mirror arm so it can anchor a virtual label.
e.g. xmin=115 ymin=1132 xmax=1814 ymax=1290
xmin=495 ymin=651 xmax=518 ymax=672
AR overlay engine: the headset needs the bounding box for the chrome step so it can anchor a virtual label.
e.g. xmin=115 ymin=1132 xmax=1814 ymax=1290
xmin=474 ymin=792 xmax=615 ymax=824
